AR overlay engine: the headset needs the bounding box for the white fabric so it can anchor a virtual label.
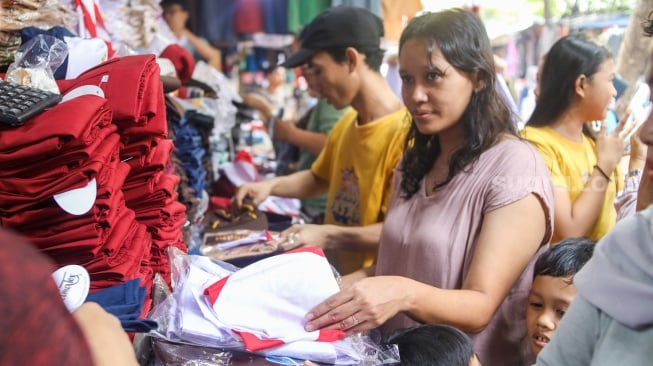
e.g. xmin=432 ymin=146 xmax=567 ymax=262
xmin=203 ymin=248 xmax=342 ymax=349
xmin=167 ymin=256 xmax=239 ymax=347
xmin=263 ymin=338 xmax=363 ymax=365
xmin=64 ymin=36 xmax=108 ymax=79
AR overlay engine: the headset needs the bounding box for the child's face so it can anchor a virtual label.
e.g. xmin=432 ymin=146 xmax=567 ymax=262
xmin=526 ymin=275 xmax=578 ymax=357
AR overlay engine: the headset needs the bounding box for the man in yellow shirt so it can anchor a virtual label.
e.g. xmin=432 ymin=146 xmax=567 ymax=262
xmin=234 ymin=6 xmax=408 ymax=275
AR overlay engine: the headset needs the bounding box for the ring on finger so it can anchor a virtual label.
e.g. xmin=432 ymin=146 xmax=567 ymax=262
xmin=351 ymin=314 xmax=359 ymax=327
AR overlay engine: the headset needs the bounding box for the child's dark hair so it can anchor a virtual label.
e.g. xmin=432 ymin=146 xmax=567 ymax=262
xmin=385 ymin=324 xmax=476 ymax=366
xmin=533 ymin=237 xmax=596 ymax=281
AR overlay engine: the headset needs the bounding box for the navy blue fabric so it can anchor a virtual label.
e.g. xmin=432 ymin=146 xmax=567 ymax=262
xmin=20 ymin=26 xmax=75 ymax=80
xmin=197 ymin=0 xmax=240 ymax=44
xmin=85 ymin=279 xmax=158 ymax=333
xmin=172 ymin=117 xmax=208 ymax=197
xmin=262 ymin=0 xmax=289 ymax=34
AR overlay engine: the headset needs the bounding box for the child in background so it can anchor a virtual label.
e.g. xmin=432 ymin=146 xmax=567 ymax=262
xmin=303 ymin=324 xmax=481 ymax=366
xmin=385 ymin=324 xmax=481 ymax=366
xmin=526 ymin=237 xmax=595 ymax=358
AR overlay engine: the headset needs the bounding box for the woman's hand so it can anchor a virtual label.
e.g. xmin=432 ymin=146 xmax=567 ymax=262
xmin=595 ymin=116 xmax=630 ymax=174
xmin=304 ymin=276 xmax=409 ymax=335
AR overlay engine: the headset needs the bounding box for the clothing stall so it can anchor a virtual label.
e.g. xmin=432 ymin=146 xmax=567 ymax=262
xmin=0 ymin=0 xmax=416 ymax=364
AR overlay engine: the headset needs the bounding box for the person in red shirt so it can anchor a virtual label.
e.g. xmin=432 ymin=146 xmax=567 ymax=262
xmin=0 ymin=228 xmax=138 ymax=366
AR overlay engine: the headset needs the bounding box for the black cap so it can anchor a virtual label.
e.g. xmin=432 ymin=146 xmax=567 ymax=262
xmin=282 ymin=6 xmax=384 ymax=68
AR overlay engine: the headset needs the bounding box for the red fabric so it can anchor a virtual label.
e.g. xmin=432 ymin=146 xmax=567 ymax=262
xmin=287 ymin=246 xmax=326 ymax=257
xmin=1 ymin=160 xmax=130 ymax=232
xmin=234 ymin=329 xmax=345 ymax=352
xmin=0 ymin=95 xmax=113 ymax=169
xmin=316 ymin=329 xmax=346 ymax=342
xmin=210 ymin=196 xmax=232 ymax=210
xmin=120 ymin=137 xmax=156 ymax=170
xmin=204 ymin=276 xmax=229 ymax=305
xmin=123 ymin=170 xmax=163 ymax=195
xmin=234 ymin=0 xmax=263 ymax=34
xmin=234 ymin=149 xmax=254 ymax=164
xmin=0 ymin=133 xmax=120 ymax=214
xmin=125 ymin=171 xmax=178 ymax=205
xmin=86 ymin=222 xmax=152 ymax=291
xmin=0 ymin=229 xmax=94 ymax=365
xmin=233 ymin=331 xmax=284 ymax=352
xmin=160 ymin=44 xmax=195 ymax=84
xmin=0 ymin=124 xmax=118 ymax=178
xmin=56 ymin=55 xmax=162 ymax=124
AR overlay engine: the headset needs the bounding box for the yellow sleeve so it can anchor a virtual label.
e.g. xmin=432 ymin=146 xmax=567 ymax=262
xmin=520 ymin=129 xmax=568 ymax=188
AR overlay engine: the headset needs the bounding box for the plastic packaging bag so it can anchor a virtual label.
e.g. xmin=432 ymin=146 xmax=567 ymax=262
xmin=145 ymin=247 xmax=400 ymax=365
xmin=5 ymin=34 xmax=67 ymax=93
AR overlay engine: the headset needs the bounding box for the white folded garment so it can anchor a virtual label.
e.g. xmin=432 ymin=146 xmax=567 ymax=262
xmin=168 ymin=256 xmax=239 ymax=347
xmin=203 ymin=247 xmax=345 ymax=352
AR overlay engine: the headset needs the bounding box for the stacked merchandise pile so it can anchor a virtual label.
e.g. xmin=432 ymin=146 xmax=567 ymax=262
xmin=57 ymin=54 xmax=187 ymax=289
xmin=0 ymin=95 xmax=152 ymax=293
xmin=165 ymin=96 xmax=201 ymax=246
xmin=0 ymin=0 xmax=75 ymax=71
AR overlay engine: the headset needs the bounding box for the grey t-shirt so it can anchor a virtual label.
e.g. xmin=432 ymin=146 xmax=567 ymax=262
xmin=376 ymin=138 xmax=554 ymax=366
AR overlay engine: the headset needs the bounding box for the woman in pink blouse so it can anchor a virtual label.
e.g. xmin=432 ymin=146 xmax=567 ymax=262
xmin=303 ymin=9 xmax=554 ymax=366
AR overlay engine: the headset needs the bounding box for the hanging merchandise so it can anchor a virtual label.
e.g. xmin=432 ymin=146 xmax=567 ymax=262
xmin=98 ymin=0 xmax=162 ymax=52
xmin=72 ymin=0 xmax=115 ymax=57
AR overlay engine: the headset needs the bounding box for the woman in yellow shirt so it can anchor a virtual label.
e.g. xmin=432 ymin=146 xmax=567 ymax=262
xmin=521 ymin=35 xmax=629 ymax=242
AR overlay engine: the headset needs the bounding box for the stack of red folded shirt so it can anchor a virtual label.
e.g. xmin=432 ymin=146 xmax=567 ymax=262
xmin=122 ymin=138 xmax=187 ymax=285
xmin=0 ymin=95 xmax=152 ymax=292
xmin=57 ymin=54 xmax=188 ymax=288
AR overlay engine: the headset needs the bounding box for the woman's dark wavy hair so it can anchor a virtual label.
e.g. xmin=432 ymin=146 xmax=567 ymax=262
xmin=526 ymin=34 xmax=611 ymax=137
xmin=398 ymin=9 xmax=515 ymax=199
xmin=384 ymin=324 xmax=475 ymax=366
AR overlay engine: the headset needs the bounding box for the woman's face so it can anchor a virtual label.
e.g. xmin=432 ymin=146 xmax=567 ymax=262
xmin=579 ymin=58 xmax=616 ymax=122
xmin=163 ymin=4 xmax=188 ymax=32
xmin=399 ymin=38 xmax=477 ymax=136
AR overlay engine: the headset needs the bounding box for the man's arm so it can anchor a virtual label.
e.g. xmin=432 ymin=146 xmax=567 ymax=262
xmin=274 ymin=120 xmax=328 ymax=156
xmin=234 ymin=170 xmax=329 ymax=207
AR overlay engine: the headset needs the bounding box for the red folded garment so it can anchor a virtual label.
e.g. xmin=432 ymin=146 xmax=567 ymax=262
xmin=87 ymin=222 xmax=152 ymax=290
xmin=118 ymin=98 xmax=168 ymax=139
xmin=1 ymin=160 xmax=130 ymax=230
xmin=56 ymin=55 xmax=162 ymax=124
xmin=122 ymin=170 xmax=164 ymax=195
xmin=0 ymin=95 xmax=113 ymax=169
xmin=124 ymin=137 xmax=172 ymax=175
xmin=28 ymin=223 xmax=106 ymax=254
xmin=99 ymin=207 xmax=137 ymax=258
xmin=0 ymin=133 xmax=120 ymax=214
xmin=125 ymin=172 xmax=179 ymax=208
xmin=0 ymin=124 xmax=118 ymax=178
xmin=160 ymin=44 xmax=195 ymax=84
